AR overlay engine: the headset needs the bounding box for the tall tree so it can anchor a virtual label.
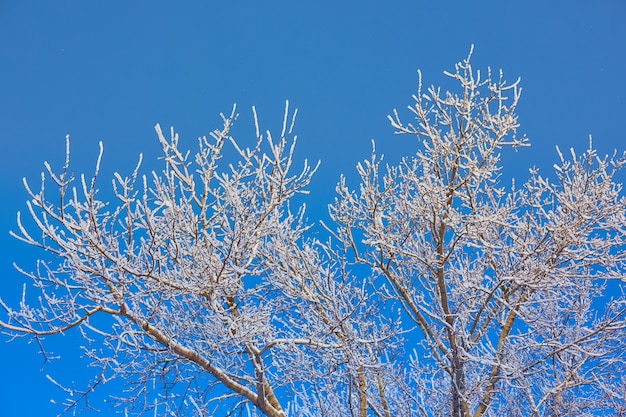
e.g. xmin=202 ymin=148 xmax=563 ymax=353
xmin=330 ymin=48 xmax=626 ymax=416
xmin=2 ymin=51 xmax=625 ymax=416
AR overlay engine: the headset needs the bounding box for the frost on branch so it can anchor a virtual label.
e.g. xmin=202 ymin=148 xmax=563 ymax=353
xmin=330 ymin=49 xmax=626 ymax=417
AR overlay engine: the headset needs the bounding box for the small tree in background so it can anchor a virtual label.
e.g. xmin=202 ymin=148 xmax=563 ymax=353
xmin=2 ymin=50 xmax=625 ymax=416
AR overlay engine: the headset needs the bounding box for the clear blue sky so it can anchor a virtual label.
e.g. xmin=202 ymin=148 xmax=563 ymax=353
xmin=1 ymin=1 xmax=625 ymax=415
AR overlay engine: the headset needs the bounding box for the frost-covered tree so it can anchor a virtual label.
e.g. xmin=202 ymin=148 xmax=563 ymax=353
xmin=330 ymin=49 xmax=626 ymax=417
xmin=1 ymin=103 xmax=400 ymax=417
xmin=2 ymin=50 xmax=626 ymax=416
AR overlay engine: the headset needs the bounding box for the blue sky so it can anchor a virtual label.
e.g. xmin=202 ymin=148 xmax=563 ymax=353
xmin=1 ymin=1 xmax=625 ymax=415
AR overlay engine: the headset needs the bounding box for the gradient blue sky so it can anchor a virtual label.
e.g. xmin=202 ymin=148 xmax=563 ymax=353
xmin=1 ymin=1 xmax=625 ymax=415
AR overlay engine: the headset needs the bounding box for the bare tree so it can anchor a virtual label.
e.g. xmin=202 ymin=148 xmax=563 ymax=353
xmin=2 ymin=50 xmax=626 ymax=416
xmin=329 ymin=48 xmax=626 ymax=416
xmin=1 ymin=103 xmax=399 ymax=416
